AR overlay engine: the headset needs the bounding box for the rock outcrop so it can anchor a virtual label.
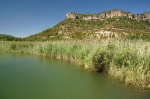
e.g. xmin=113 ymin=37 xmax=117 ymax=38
xmin=27 ymin=9 xmax=150 ymax=41
xmin=66 ymin=9 xmax=150 ymax=22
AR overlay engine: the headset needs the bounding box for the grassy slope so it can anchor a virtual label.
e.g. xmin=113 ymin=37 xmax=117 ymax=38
xmin=27 ymin=17 xmax=150 ymax=41
xmin=0 ymin=40 xmax=150 ymax=88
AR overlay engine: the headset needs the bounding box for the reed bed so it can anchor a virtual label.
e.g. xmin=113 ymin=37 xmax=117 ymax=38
xmin=0 ymin=39 xmax=150 ymax=88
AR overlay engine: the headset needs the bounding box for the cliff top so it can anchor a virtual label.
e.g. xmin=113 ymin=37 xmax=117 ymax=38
xmin=66 ymin=9 xmax=150 ymax=22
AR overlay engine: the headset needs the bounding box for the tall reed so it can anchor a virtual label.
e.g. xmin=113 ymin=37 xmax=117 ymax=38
xmin=0 ymin=39 xmax=149 ymax=88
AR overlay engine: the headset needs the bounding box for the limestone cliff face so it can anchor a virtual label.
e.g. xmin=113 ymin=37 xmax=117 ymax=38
xmin=66 ymin=9 xmax=150 ymax=22
xmin=27 ymin=9 xmax=150 ymax=41
xmin=143 ymin=12 xmax=150 ymax=22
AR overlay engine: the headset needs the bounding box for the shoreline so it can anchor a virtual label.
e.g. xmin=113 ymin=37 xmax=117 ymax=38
xmin=0 ymin=40 xmax=150 ymax=89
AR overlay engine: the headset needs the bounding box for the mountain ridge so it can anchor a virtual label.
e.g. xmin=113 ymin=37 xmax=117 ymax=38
xmin=25 ymin=9 xmax=150 ymax=41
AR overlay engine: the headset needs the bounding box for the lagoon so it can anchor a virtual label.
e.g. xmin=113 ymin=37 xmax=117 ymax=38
xmin=0 ymin=54 xmax=149 ymax=99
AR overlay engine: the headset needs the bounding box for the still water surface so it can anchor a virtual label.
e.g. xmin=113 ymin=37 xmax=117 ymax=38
xmin=0 ymin=53 xmax=149 ymax=99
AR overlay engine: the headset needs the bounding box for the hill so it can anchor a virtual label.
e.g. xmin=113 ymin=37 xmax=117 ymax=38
xmin=27 ymin=9 xmax=150 ymax=41
xmin=0 ymin=34 xmax=24 ymax=41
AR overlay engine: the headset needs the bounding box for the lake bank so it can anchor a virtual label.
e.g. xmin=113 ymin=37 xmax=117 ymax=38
xmin=0 ymin=53 xmax=150 ymax=99
xmin=0 ymin=39 xmax=150 ymax=88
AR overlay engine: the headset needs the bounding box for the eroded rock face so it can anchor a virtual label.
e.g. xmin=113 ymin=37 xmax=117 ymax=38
xmin=66 ymin=12 xmax=77 ymax=20
xmin=66 ymin=9 xmax=150 ymax=22
xmin=143 ymin=12 xmax=150 ymax=22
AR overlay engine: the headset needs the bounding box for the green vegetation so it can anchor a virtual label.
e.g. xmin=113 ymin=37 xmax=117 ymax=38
xmin=1 ymin=10 xmax=150 ymax=89
xmin=0 ymin=39 xmax=150 ymax=88
xmin=0 ymin=34 xmax=24 ymax=41
xmin=27 ymin=18 xmax=150 ymax=41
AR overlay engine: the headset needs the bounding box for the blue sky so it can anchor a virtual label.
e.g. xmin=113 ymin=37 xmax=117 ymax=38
xmin=0 ymin=0 xmax=150 ymax=37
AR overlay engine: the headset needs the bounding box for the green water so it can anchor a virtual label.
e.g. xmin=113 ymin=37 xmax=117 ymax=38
xmin=0 ymin=54 xmax=149 ymax=99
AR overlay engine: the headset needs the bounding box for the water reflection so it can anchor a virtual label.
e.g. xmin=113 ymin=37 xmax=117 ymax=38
xmin=0 ymin=53 xmax=149 ymax=99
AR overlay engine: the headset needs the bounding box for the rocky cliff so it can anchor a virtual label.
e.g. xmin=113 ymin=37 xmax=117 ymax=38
xmin=27 ymin=9 xmax=150 ymax=41
xmin=66 ymin=9 xmax=150 ymax=22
